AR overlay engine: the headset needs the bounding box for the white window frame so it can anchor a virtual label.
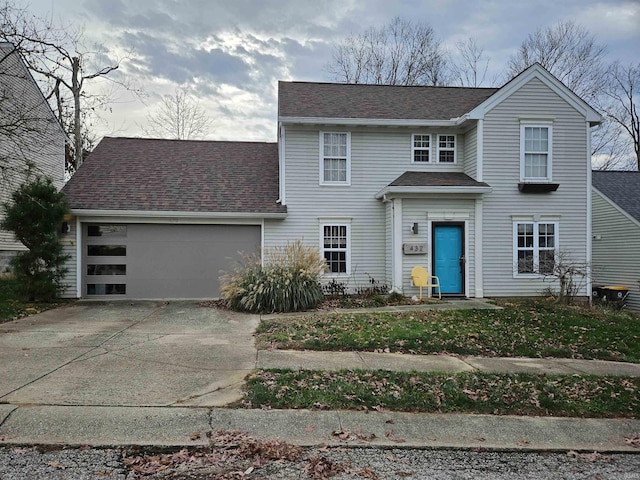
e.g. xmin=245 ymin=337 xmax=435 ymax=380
xmin=320 ymin=221 xmax=351 ymax=276
xmin=411 ymin=134 xmax=431 ymax=163
xmin=319 ymin=131 xmax=351 ymax=186
xmin=520 ymin=124 xmax=553 ymax=182
xmin=512 ymin=221 xmax=559 ymax=277
xmin=437 ymin=134 xmax=457 ymax=163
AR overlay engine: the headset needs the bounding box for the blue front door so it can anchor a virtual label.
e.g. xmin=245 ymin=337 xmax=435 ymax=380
xmin=433 ymin=224 xmax=464 ymax=295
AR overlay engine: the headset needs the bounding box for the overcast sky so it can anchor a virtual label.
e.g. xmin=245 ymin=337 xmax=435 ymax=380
xmin=23 ymin=0 xmax=640 ymax=143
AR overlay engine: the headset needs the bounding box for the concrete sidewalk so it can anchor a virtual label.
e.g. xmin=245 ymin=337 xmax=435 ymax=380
xmin=1 ymin=405 xmax=639 ymax=452
xmin=257 ymin=350 xmax=640 ymax=377
xmin=1 ymin=349 xmax=639 ymax=452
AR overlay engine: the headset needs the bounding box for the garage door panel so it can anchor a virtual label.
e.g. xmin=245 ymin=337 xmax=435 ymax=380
xmin=84 ymin=223 xmax=260 ymax=299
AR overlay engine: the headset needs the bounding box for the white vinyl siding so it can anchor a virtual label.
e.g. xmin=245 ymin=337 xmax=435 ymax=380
xmin=320 ymin=132 xmax=350 ymax=185
xmin=592 ymin=190 xmax=640 ymax=312
xmin=0 ymin=46 xmax=65 ymax=253
xmin=482 ymin=77 xmax=589 ymax=297
xmin=59 ymin=219 xmax=78 ymax=298
xmin=463 ymin=126 xmax=478 ymax=179
xmin=265 ymin=126 xmax=468 ymax=290
xmin=521 ymin=124 xmax=552 ymax=181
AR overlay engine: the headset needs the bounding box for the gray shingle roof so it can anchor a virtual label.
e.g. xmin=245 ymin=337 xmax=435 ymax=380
xmin=592 ymin=171 xmax=640 ymax=222
xmin=389 ymin=171 xmax=491 ymax=188
xmin=278 ymin=81 xmax=498 ymax=120
xmin=62 ymin=137 xmax=285 ymax=214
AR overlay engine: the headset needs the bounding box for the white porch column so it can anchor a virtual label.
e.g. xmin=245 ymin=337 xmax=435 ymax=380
xmin=392 ymin=198 xmax=403 ymax=292
xmin=474 ymin=198 xmax=484 ymax=298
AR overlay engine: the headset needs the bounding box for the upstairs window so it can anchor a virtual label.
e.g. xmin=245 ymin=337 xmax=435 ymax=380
xmin=412 ymin=134 xmax=431 ymax=162
xmin=521 ymin=125 xmax=552 ymax=181
xmin=514 ymin=221 xmax=557 ymax=276
xmin=320 ymin=132 xmax=350 ymax=185
xmin=438 ymin=135 xmax=456 ymax=163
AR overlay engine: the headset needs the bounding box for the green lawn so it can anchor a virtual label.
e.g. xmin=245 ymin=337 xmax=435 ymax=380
xmin=0 ymin=277 xmax=62 ymax=323
xmin=244 ymin=369 xmax=639 ymax=418
xmin=256 ymin=300 xmax=640 ymax=363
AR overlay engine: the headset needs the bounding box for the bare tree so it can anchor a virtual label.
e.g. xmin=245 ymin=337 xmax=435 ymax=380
xmin=1 ymin=0 xmax=126 ymax=172
xmin=144 ymin=89 xmax=213 ymax=140
xmin=601 ymin=62 xmax=639 ymax=170
xmin=326 ymin=17 xmax=449 ymax=86
xmin=449 ymin=37 xmax=493 ymax=87
xmin=507 ymin=21 xmax=608 ymax=102
xmin=506 ymin=20 xmax=633 ymax=169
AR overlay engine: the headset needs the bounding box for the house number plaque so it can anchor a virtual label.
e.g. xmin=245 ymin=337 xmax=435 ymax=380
xmin=403 ymin=243 xmax=427 ymax=255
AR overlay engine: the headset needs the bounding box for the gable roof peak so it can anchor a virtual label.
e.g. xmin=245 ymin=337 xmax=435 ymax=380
xmin=467 ymin=61 xmax=602 ymax=125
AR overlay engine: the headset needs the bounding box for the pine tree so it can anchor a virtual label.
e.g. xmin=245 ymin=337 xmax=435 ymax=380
xmin=2 ymin=178 xmax=69 ymax=300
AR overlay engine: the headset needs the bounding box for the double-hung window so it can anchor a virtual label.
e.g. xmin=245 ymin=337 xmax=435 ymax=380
xmin=322 ymin=224 xmax=349 ymax=274
xmin=514 ymin=221 xmax=558 ymax=275
xmin=438 ymin=135 xmax=456 ymax=163
xmin=521 ymin=125 xmax=552 ymax=181
xmin=412 ymin=134 xmax=431 ymax=163
xmin=320 ymin=132 xmax=350 ymax=185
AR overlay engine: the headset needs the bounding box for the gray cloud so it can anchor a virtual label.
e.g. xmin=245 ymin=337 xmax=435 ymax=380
xmin=120 ymin=31 xmax=252 ymax=86
xmin=26 ymin=0 xmax=640 ymax=143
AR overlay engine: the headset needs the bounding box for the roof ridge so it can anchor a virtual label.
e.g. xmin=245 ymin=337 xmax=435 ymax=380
xmin=279 ymin=80 xmax=498 ymax=91
xmin=102 ymin=136 xmax=276 ymax=145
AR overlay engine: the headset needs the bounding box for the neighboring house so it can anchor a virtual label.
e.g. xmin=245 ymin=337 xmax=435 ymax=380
xmin=60 ymin=63 xmax=601 ymax=300
xmin=592 ymin=171 xmax=640 ymax=311
xmin=0 ymin=42 xmax=66 ymax=270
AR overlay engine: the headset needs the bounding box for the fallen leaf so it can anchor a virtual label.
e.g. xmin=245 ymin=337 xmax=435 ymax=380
xmin=624 ymin=435 xmax=640 ymax=448
xmin=567 ymin=450 xmax=610 ymax=462
xmin=355 ymin=466 xmax=379 ymax=479
xmin=47 ymin=461 xmax=65 ymax=470
xmin=190 ymin=433 xmax=201 ymax=440
xmin=304 ymin=424 xmax=316 ymax=432
xmin=385 ymin=430 xmax=406 ymax=444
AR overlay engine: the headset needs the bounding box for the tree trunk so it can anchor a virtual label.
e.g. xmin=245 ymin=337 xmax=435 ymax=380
xmin=72 ymin=57 xmax=82 ymax=170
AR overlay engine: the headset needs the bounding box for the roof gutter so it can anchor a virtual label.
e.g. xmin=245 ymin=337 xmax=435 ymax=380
xmin=375 ymin=185 xmax=493 ymax=200
xmin=279 ymin=116 xmax=460 ymax=127
xmin=69 ymin=209 xmax=287 ymax=220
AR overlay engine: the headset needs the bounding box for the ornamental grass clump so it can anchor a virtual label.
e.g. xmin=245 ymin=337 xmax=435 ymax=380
xmin=220 ymin=240 xmax=326 ymax=313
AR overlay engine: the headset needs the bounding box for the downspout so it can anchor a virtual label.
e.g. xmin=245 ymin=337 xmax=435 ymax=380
xmin=277 ymin=122 xmax=286 ymax=206
xmin=586 ymin=121 xmax=593 ymax=305
xmin=75 ymin=216 xmax=82 ymax=299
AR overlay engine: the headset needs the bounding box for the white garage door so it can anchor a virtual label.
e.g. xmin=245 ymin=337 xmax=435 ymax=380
xmin=83 ymin=223 xmax=261 ymax=299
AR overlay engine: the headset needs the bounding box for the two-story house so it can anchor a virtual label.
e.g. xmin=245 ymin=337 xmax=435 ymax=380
xmin=60 ymin=63 xmax=601 ymax=300
xmin=0 ymin=42 xmax=66 ymax=271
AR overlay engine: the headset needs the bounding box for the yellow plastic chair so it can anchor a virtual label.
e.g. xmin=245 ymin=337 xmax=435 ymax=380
xmin=410 ymin=266 xmax=442 ymax=300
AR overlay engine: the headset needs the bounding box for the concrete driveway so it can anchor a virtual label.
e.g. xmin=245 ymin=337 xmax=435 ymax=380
xmin=0 ymin=302 xmax=259 ymax=407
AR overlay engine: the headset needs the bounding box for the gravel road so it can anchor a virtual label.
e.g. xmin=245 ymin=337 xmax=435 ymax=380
xmin=0 ymin=446 xmax=639 ymax=479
